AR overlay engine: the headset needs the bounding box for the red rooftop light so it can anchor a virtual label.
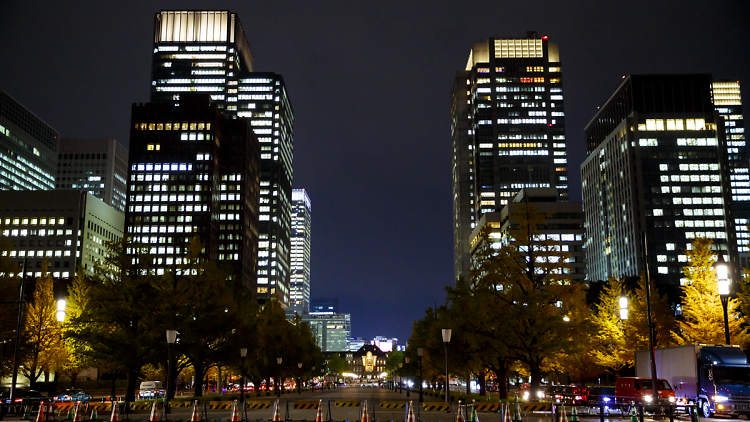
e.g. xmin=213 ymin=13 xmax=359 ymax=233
xmin=542 ymin=36 xmax=548 ymax=40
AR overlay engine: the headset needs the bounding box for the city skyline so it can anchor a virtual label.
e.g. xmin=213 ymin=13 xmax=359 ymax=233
xmin=1 ymin=1 xmax=748 ymax=342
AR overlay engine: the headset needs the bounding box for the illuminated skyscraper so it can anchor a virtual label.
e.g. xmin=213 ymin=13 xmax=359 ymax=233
xmin=0 ymin=92 xmax=58 ymax=191
xmin=56 ymin=138 xmax=129 ymax=213
xmin=452 ymin=34 xmax=567 ymax=283
xmin=582 ymin=74 xmax=739 ymax=294
xmin=289 ymin=188 xmax=311 ymax=315
xmin=713 ymin=81 xmax=748 ymax=266
xmin=149 ymin=10 xmax=295 ymax=305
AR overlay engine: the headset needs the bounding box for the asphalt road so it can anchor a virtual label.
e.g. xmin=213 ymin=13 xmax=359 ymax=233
xmin=1 ymin=387 xmax=740 ymax=422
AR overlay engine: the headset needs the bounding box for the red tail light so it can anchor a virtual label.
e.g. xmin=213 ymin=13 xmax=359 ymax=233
xmin=15 ymin=399 xmax=22 ymax=402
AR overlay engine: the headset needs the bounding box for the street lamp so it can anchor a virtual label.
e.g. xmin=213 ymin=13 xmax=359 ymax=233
xmin=240 ymin=348 xmax=248 ymax=404
xmin=715 ymin=255 xmax=731 ymax=344
xmin=56 ymin=298 xmax=67 ymax=322
xmin=398 ymin=363 xmax=403 ymax=393
xmin=404 ymin=357 xmax=410 ymax=397
xmin=166 ymin=330 xmax=177 ymax=418
xmin=277 ymin=357 xmax=282 ymax=397
xmin=619 ymin=295 xmax=628 ymax=320
xmin=442 ymin=328 xmax=452 ymax=403
xmin=298 ymin=363 xmax=302 ymax=394
xmin=417 ymin=348 xmax=424 ymax=403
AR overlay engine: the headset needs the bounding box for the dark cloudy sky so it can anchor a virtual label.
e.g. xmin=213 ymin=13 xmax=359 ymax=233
xmin=1 ymin=1 xmax=748 ymax=344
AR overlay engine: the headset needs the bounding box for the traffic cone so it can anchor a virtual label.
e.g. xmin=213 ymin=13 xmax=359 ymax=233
xmin=470 ymin=405 xmax=479 ymax=422
xmin=503 ymin=405 xmax=512 ymax=422
xmin=272 ymin=399 xmax=282 ymax=422
xmin=190 ymin=401 xmax=200 ymax=422
xmin=360 ymin=400 xmax=370 ymax=422
xmin=36 ymin=403 xmax=46 ymax=422
xmin=67 ymin=406 xmax=75 ymax=421
xmin=629 ymin=406 xmax=638 ymax=422
xmin=22 ymin=405 xmax=31 ymax=420
xmin=561 ymin=407 xmax=568 ymax=422
xmin=73 ymin=402 xmax=83 ymax=422
xmin=316 ymin=400 xmax=325 ymax=422
xmin=110 ymin=403 xmax=120 ymax=422
xmin=456 ymin=404 xmax=466 ymax=422
xmin=91 ymin=406 xmax=99 ymax=421
xmin=512 ymin=395 xmax=522 ymax=422
xmin=150 ymin=401 xmax=160 ymax=422
xmin=691 ymin=407 xmax=700 ymax=422
xmin=570 ymin=407 xmax=579 ymax=422
xmin=231 ymin=400 xmax=240 ymax=422
xmin=406 ymin=401 xmax=416 ymax=422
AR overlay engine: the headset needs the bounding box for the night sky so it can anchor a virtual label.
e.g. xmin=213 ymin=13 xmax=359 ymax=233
xmin=1 ymin=1 xmax=749 ymax=345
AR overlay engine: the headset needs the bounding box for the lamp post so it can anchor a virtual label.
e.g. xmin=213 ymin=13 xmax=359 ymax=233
xmin=442 ymin=328 xmax=452 ymax=403
xmin=8 ymin=260 xmax=28 ymax=404
xmin=398 ymin=363 xmax=403 ymax=393
xmin=277 ymin=357 xmax=282 ymax=397
xmin=404 ymin=357 xmax=411 ymax=397
xmin=417 ymin=348 xmax=424 ymax=403
xmin=619 ymin=295 xmax=628 ymax=321
xmin=641 ymin=233 xmax=660 ymax=404
xmin=715 ymin=255 xmax=731 ymax=344
xmin=240 ymin=348 xmax=248 ymax=404
xmin=165 ymin=330 xmax=177 ymax=418
xmin=298 ymin=363 xmax=302 ymax=394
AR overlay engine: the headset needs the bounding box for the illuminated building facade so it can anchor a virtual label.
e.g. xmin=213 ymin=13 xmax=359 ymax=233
xmin=469 ymin=188 xmax=586 ymax=286
xmin=0 ymin=92 xmax=58 ymax=191
xmin=150 ymin=10 xmax=295 ymax=306
xmin=301 ymin=313 xmax=351 ymax=352
xmin=0 ymin=190 xmax=124 ymax=279
xmin=56 ymin=138 xmax=129 ymax=213
xmin=125 ymin=95 xmax=260 ymax=291
xmin=452 ymin=34 xmax=567 ymax=283
xmin=713 ymin=81 xmax=748 ymax=266
xmin=289 ymin=189 xmax=311 ymax=315
xmin=330 ymin=345 xmax=387 ymax=381
xmin=582 ymin=74 xmax=739 ymax=293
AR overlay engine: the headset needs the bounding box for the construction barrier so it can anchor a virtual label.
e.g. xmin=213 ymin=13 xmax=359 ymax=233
xmin=294 ymin=401 xmax=320 ymax=409
xmin=335 ymin=401 xmax=361 ymax=407
xmin=167 ymin=401 xmax=193 ymax=408
xmin=472 ymin=403 xmax=501 ymax=412
xmin=245 ymin=401 xmax=271 ymax=410
xmin=422 ymin=403 xmax=451 ymax=412
xmin=379 ymin=402 xmax=407 ymax=409
xmin=522 ymin=403 xmax=552 ymax=412
xmin=128 ymin=402 xmax=154 ymax=411
xmin=208 ymin=401 xmax=234 ymax=410
xmin=52 ymin=403 xmax=75 ymax=413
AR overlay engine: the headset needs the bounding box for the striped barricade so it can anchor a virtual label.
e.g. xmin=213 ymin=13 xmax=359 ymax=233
xmin=472 ymin=403 xmax=501 ymax=412
xmin=379 ymin=402 xmax=406 ymax=409
xmin=128 ymin=402 xmax=153 ymax=411
xmin=168 ymin=401 xmax=193 ymax=408
xmin=245 ymin=401 xmax=271 ymax=410
xmin=422 ymin=402 xmax=451 ymax=412
xmin=52 ymin=402 xmax=75 ymax=415
xmin=294 ymin=400 xmax=320 ymax=409
xmin=208 ymin=401 xmax=234 ymax=410
xmin=336 ymin=401 xmax=361 ymax=407
xmin=522 ymin=403 xmax=552 ymax=412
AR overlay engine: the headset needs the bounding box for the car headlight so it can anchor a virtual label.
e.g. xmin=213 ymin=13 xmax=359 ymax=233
xmin=669 ymin=397 xmax=675 ymax=403
xmin=714 ymin=396 xmax=728 ymax=403
xmin=603 ymin=397 xmax=611 ymax=403
xmin=523 ymin=391 xmax=529 ymax=400
xmin=644 ymin=395 xmax=653 ymax=403
xmin=537 ymin=391 xmax=545 ymax=399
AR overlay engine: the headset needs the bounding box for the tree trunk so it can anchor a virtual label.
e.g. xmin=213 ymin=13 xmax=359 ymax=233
xmin=529 ymin=359 xmax=542 ymax=401
xmin=193 ymin=361 xmax=204 ymax=397
xmin=479 ymin=370 xmax=486 ymax=396
xmin=111 ymin=376 xmax=116 ymax=399
xmin=126 ymin=368 xmax=138 ymax=402
xmin=466 ymin=371 xmax=471 ymax=395
xmin=496 ymin=360 xmax=510 ymax=399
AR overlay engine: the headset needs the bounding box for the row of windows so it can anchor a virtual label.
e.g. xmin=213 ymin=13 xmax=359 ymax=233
xmin=135 ymin=122 xmax=213 ymax=131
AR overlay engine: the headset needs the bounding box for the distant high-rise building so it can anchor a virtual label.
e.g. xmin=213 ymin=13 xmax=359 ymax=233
xmin=0 ymin=92 xmax=58 ymax=191
xmin=310 ymin=298 xmax=339 ymax=315
xmin=56 ymin=138 xmax=129 ymax=212
xmin=150 ymin=10 xmax=295 ymax=306
xmin=289 ymin=188 xmax=311 ymax=315
xmin=469 ymin=188 xmax=586 ymax=286
xmin=452 ymin=34 xmax=567 ymax=283
xmin=301 ymin=313 xmax=351 ymax=352
xmin=582 ymin=74 xmax=739 ymax=294
xmin=0 ymin=190 xmax=124 ymax=279
xmin=125 ymin=95 xmax=260 ymax=291
xmin=713 ymin=81 xmax=748 ymax=266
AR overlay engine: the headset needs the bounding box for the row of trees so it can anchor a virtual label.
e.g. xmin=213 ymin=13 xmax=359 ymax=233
xmin=0 ymin=235 xmax=325 ymax=400
xmin=405 ymin=203 xmax=750 ymax=398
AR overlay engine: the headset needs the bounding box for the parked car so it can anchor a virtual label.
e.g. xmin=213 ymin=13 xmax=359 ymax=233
xmin=1 ymin=389 xmax=50 ymax=406
xmin=546 ymin=385 xmax=587 ymax=404
xmin=137 ymin=381 xmax=164 ymax=399
xmin=584 ymin=387 xmax=616 ymax=406
xmin=53 ymin=389 xmax=91 ymax=402
xmin=615 ymin=377 xmax=675 ymax=409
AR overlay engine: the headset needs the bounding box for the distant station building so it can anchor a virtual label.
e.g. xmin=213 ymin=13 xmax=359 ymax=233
xmin=330 ymin=344 xmax=388 ymax=383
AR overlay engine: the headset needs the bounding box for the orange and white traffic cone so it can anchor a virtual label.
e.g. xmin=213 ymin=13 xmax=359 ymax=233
xmin=272 ymin=399 xmax=282 ymax=422
xmin=73 ymin=402 xmax=82 ymax=422
xmin=406 ymin=401 xmax=416 ymax=422
xmin=190 ymin=401 xmax=200 ymax=422
xmin=316 ymin=400 xmax=325 ymax=422
xmin=360 ymin=400 xmax=369 ymax=422
xmin=503 ymin=405 xmax=512 ymax=422
xmin=561 ymin=407 xmax=568 ymax=422
xmin=110 ymin=403 xmax=119 ymax=422
xmin=230 ymin=400 xmax=240 ymax=422
xmin=149 ymin=401 xmax=160 ymax=422
xmin=36 ymin=403 xmax=46 ymax=422
xmin=456 ymin=404 xmax=466 ymax=422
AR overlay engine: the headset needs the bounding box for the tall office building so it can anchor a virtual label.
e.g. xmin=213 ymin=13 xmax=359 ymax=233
xmin=712 ymin=81 xmax=748 ymax=266
xmin=582 ymin=74 xmax=739 ymax=293
xmin=56 ymin=138 xmax=129 ymax=213
xmin=125 ymin=95 xmax=260 ymax=291
xmin=149 ymin=10 xmax=295 ymax=305
xmin=0 ymin=190 xmax=124 ymax=279
xmin=300 ymin=313 xmax=351 ymax=352
xmin=288 ymin=188 xmax=311 ymax=315
xmin=0 ymin=92 xmax=58 ymax=191
xmin=452 ymin=34 xmax=567 ymax=283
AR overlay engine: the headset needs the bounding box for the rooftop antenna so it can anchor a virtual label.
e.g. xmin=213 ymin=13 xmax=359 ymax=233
xmin=526 ymin=31 xmax=538 ymax=39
